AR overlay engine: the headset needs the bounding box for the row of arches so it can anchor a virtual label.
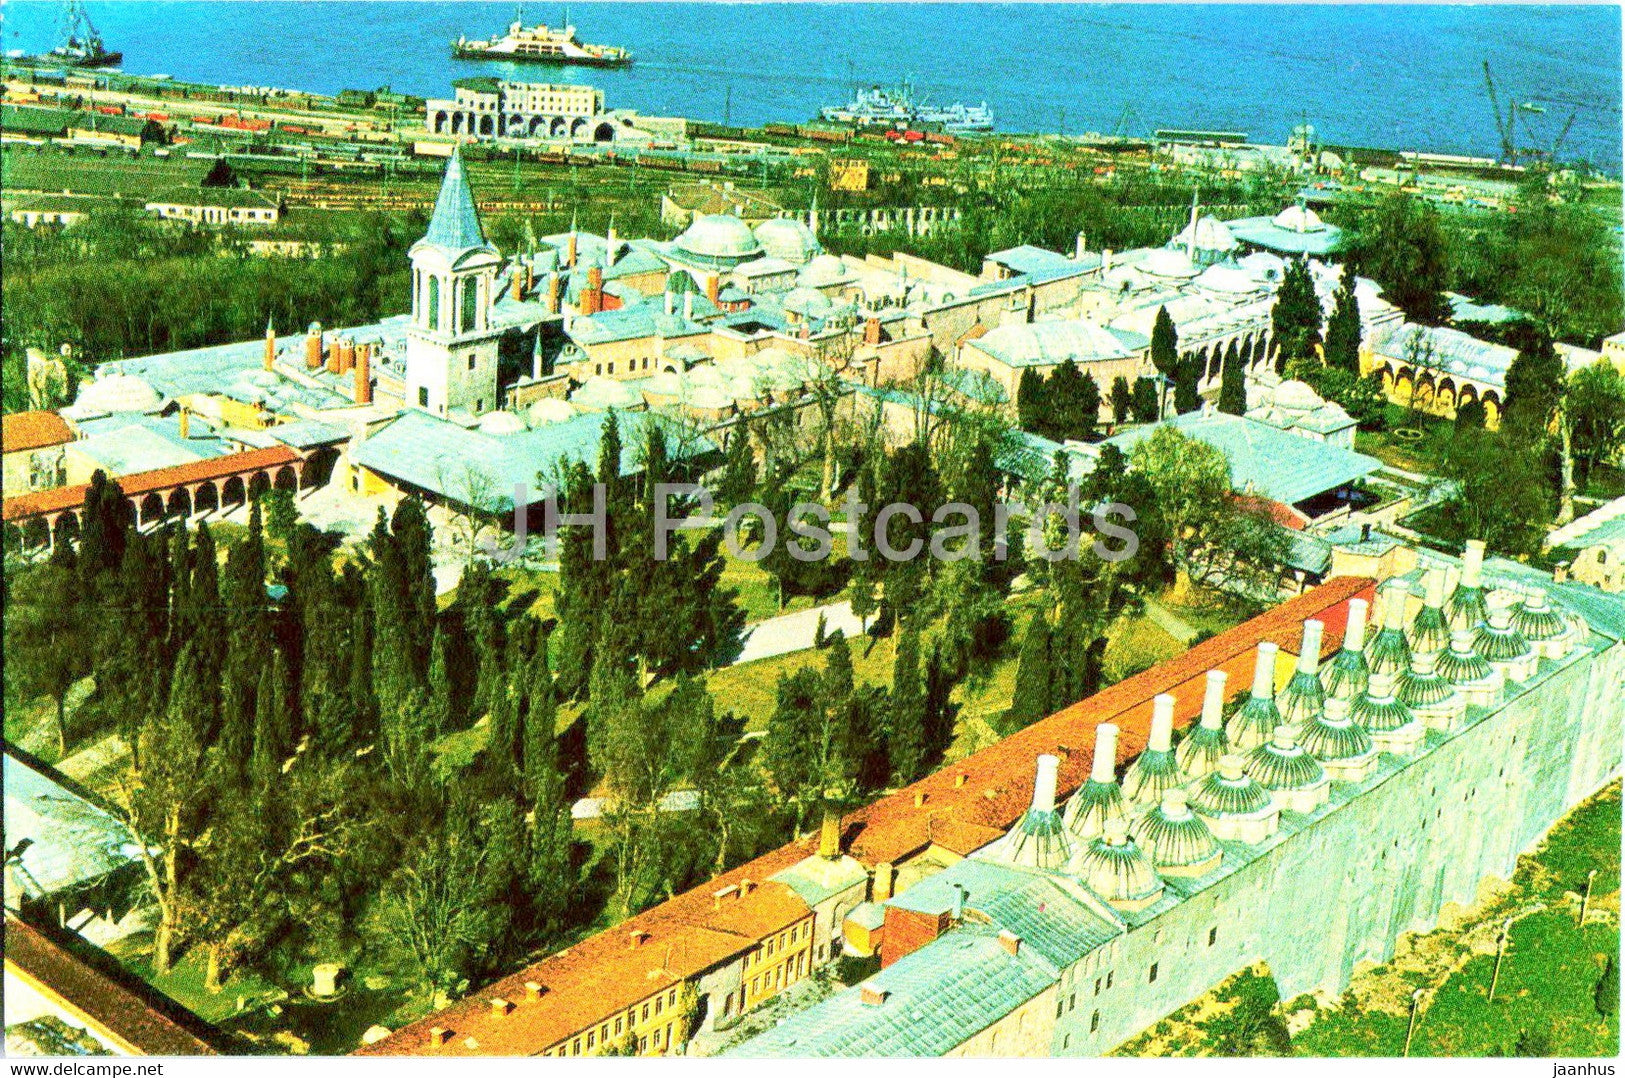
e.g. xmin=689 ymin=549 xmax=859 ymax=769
xmin=430 ymin=111 xmax=620 ymax=142
xmin=1371 ymin=362 xmax=1503 ymax=427
xmin=8 ymin=465 xmax=304 ymax=552
xmin=1186 ymin=331 xmax=1275 ymax=389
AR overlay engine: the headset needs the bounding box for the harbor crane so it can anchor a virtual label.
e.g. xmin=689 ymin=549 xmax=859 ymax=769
xmin=1483 ymin=60 xmax=1580 ymax=167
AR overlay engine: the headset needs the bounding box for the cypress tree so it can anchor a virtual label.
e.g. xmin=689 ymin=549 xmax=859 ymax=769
xmin=1077 ymin=371 xmax=1102 ymax=440
xmin=1271 ymin=259 xmax=1323 ymax=374
xmin=1006 ymin=613 xmax=1053 ymax=732
xmin=1175 ymin=353 xmax=1202 ymax=414
xmin=249 ymin=650 xmax=289 ymax=785
xmin=1595 ymin=957 xmax=1619 ymax=1018
xmin=1219 ymin=339 xmax=1249 ymax=415
xmin=1047 ymin=359 xmax=1089 ymax=441
xmin=1131 ymin=376 xmax=1161 ymax=422
xmin=1150 ymin=306 xmax=1179 ymax=379
xmin=1017 ymin=367 xmax=1047 ymax=434
xmin=887 ymin=620 xmax=927 ymax=785
xmin=1110 ymin=376 xmax=1133 ymax=425
xmin=718 ymin=422 xmax=757 ymax=504
xmin=77 ymin=470 xmax=130 ymax=584
xmin=1324 ymin=261 xmax=1363 ymax=375
xmin=426 ymin=627 xmax=454 ymax=737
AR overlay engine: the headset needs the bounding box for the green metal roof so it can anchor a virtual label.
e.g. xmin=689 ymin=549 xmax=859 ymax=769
xmin=420 ymin=148 xmax=490 ymax=252
xmin=1096 ymin=412 xmax=1381 ymax=508
xmin=727 ymin=925 xmax=1057 ymax=1058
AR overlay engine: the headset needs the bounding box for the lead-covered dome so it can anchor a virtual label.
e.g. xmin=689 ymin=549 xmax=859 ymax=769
xmin=1272 ymin=203 xmax=1327 ymax=234
xmin=754 ymin=217 xmax=821 ymax=265
xmin=674 ymin=213 xmax=762 ymax=266
xmin=1246 ymin=729 xmax=1326 ymax=792
xmin=75 ymin=373 xmax=164 ymax=414
xmin=1070 ymin=818 xmax=1164 ymax=910
xmin=1130 ymin=789 xmax=1220 ymax=877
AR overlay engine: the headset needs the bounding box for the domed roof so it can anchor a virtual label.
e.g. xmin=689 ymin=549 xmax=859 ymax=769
xmin=1272 ymin=204 xmax=1327 ymax=234
xmin=1069 ymin=819 xmax=1163 ymax=908
xmin=1063 ymin=778 xmax=1125 ymax=841
xmin=75 ymin=373 xmax=163 ymax=414
xmin=1142 ymin=247 xmax=1200 ymax=279
xmin=1511 ymin=589 xmax=1568 ymax=642
xmin=1175 ymin=722 xmax=1229 ymax=780
xmin=1239 ymin=251 xmax=1287 ymax=282
xmin=1437 ymin=630 xmax=1495 ymax=687
xmin=1322 ymin=645 xmax=1370 ymax=701
xmin=674 ymin=213 xmax=762 ymax=262
xmin=1225 ymin=693 xmax=1281 ymax=753
xmin=1130 ymin=790 xmax=1220 ymax=874
xmin=1194 ymin=263 xmax=1259 ymax=295
xmin=569 ymin=377 xmax=642 ymax=412
xmin=527 ymin=397 xmax=577 ymax=426
xmin=800 ymin=253 xmax=849 ymax=286
xmin=1396 ymin=652 xmax=1457 ymax=709
xmin=979 ymin=320 xmax=1137 ymax=366
xmin=685 ymin=384 xmax=736 ymax=411
xmin=641 ymin=371 xmax=686 ymax=399
xmin=1298 ymin=698 xmax=1374 ymax=761
xmin=477 ymin=410 xmax=527 ymax=435
xmin=1273 ymin=379 xmax=1324 ymax=413
xmin=1190 ymin=756 xmax=1273 ymax=818
xmin=1246 ymin=730 xmax=1326 ymax=792
xmin=1121 ymin=747 xmax=1183 ymax=808
xmin=782 ymin=287 xmax=833 ymax=316
xmin=1175 ymin=214 xmax=1239 ymax=253
xmin=754 ymin=217 xmax=821 ymax=264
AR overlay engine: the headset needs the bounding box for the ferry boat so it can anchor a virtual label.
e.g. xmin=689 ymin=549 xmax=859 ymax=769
xmin=452 ymin=19 xmax=633 ymax=68
xmin=821 ymin=81 xmax=993 ymax=133
xmin=15 ymin=1 xmax=122 ymax=69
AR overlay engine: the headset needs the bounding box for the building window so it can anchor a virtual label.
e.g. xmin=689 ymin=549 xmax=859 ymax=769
xmin=638 ymin=1036 xmax=647 ymax=1052
xmin=427 ymin=276 xmax=440 ymax=329
xmin=1069 ymin=993 xmax=1076 ymax=1012
xmin=614 ymin=1017 xmax=623 ymax=1035
xmin=461 ymin=276 xmax=479 ymax=333
xmin=642 ymin=1003 xmax=650 ymax=1021
xmin=655 ymin=996 xmax=663 ymax=1016
xmin=418 ymin=387 xmax=429 ymax=407
xmin=468 ymin=354 xmax=477 ymax=370
xmin=1063 ymin=1034 xmax=1072 ymax=1050
xmin=1091 ymin=1011 xmax=1101 ymax=1033
xmin=1208 ymin=927 xmax=1218 ymax=947
xmin=572 ymin=1038 xmax=581 ymax=1054
xmin=609 ymin=362 xmax=615 ymax=374
xmin=1148 ymin=963 xmax=1158 ymax=984
xmin=1094 ymin=978 xmax=1101 ymax=996
xmin=586 ymin=1032 xmax=595 ymax=1049
xmin=1106 ymin=971 xmax=1114 ymax=989
xmin=1057 ymin=999 xmax=1065 ymax=1019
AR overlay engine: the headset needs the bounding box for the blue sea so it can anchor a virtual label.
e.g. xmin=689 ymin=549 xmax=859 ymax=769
xmin=4 ymin=2 xmax=1621 ymax=171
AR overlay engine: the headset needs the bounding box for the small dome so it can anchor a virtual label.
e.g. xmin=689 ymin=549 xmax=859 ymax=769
xmin=248 ymin=369 xmax=281 ymax=388
xmin=754 ymin=217 xmax=821 ymax=264
xmin=1445 ymin=583 xmax=1488 ymax=634
xmin=477 ymin=410 xmax=527 ymax=435
xmin=1511 ymin=589 xmax=1567 ymax=642
xmin=1298 ymin=699 xmax=1374 ymax=762
xmin=1409 ymin=601 xmax=1450 ymax=656
xmin=570 ymin=377 xmax=642 ymax=412
xmin=1142 ymin=247 xmax=1199 ymax=279
xmin=1225 ymin=693 xmax=1282 ymax=753
xmin=1063 ymin=778 xmax=1125 ymax=841
xmin=1070 ymin=819 xmax=1163 ymax=909
xmin=1245 ymin=730 xmax=1326 ymax=792
xmin=1194 ymin=264 xmax=1258 ymax=295
xmin=1175 ymin=214 xmax=1238 ymax=253
xmin=799 ymin=253 xmax=849 ymax=286
xmin=641 ymin=371 xmax=685 ymax=398
xmin=1352 ymin=672 xmax=1415 ymax=732
xmin=1130 ymin=789 xmax=1220 ymax=875
xmin=1366 ymin=622 xmax=1412 ymax=678
xmin=1396 ymin=652 xmax=1457 ymax=709
xmin=1175 ymin=723 xmax=1229 ymax=781
xmin=1273 ymin=379 xmax=1323 ymax=413
xmin=674 ymin=213 xmax=762 ymax=264
xmin=782 ymin=287 xmax=833 ymax=317
xmin=1239 ymin=251 xmax=1287 ymax=281
xmin=1191 ymin=756 xmax=1273 ymax=818
xmin=75 ymin=373 xmax=163 ymax=414
xmin=685 ymin=385 xmax=736 ymax=411
xmin=1121 ymin=747 xmax=1183 ymax=808
xmin=1322 ymin=645 xmax=1370 ymax=702
xmin=1277 ymin=669 xmax=1327 ymax=729
xmin=1437 ymin=630 xmax=1494 ymax=687
xmin=527 ymin=397 xmax=577 ymax=425
xmin=1272 ymin=203 xmax=1327 ymax=233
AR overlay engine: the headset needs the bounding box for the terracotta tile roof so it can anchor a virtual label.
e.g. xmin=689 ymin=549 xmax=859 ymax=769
xmin=1234 ymin=492 xmax=1310 ymax=531
xmin=3 ymin=445 xmax=299 ymax=522
xmin=2 ymin=411 xmax=74 ymax=455
xmin=357 ymin=576 xmax=1373 ymax=1057
xmin=3 ymin=915 xmax=220 ymax=1055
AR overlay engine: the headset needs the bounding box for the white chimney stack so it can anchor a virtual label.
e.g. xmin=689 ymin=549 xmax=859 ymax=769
xmin=1091 ymin=724 xmax=1120 ymax=783
xmin=684 ymin=291 xmax=695 ymax=321
xmin=1298 ymin=620 xmax=1324 ymax=676
xmin=1200 ymin=670 xmax=1227 ymax=730
xmin=1161 ymin=787 xmax=1191 ymax=819
xmin=1342 ymin=598 xmax=1369 ymax=652
xmin=1250 ymin=642 xmax=1279 ymax=699
xmin=1383 ymin=582 xmax=1408 ymax=630
xmin=1032 ymin=754 xmax=1060 ymax=814
xmin=1149 ymin=694 xmax=1175 ymax=752
xmin=1462 ymin=540 xmax=1486 ymax=588
xmin=1423 ymin=568 xmax=1447 ymax=609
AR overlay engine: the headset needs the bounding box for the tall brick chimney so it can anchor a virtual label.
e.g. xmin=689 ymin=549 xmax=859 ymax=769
xmin=818 ymin=792 xmax=842 ymax=860
xmin=305 ymin=321 xmax=323 ymax=370
xmin=354 ymin=341 xmax=372 ymax=405
xmin=263 ymin=316 xmax=276 ymax=372
xmin=705 ymin=274 xmax=720 ymax=306
xmin=864 ymin=316 xmax=882 ymax=346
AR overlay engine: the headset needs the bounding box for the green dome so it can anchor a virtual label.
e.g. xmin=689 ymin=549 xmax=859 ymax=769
xmin=1122 ymin=748 xmax=1183 ymax=807
xmin=980 ymin=807 xmax=1073 ymax=872
xmin=674 ymin=213 xmax=763 ymax=266
xmin=1437 ymin=632 xmax=1494 ymax=687
xmin=1352 ymin=673 xmax=1415 ymax=732
xmin=1191 ymin=758 xmax=1273 ymax=817
xmin=1064 ymin=778 xmax=1125 ymax=839
xmin=1246 ymin=731 xmax=1326 ymax=791
xmin=1445 ymin=584 xmax=1487 ymax=634
xmin=1175 ymin=723 xmax=1229 ymax=779
xmin=1323 ymin=647 xmax=1370 ymax=701
xmin=1366 ymin=626 xmax=1412 ymax=677
xmin=1226 ymin=695 xmax=1281 ymax=752
xmin=1130 ymin=790 xmax=1219 ymax=873
xmin=1278 ymin=670 xmax=1327 ymax=728
xmin=1409 ymin=603 xmax=1450 ymax=655
xmin=1298 ymin=701 xmax=1374 ymax=761
xmin=1396 ymin=654 xmax=1456 ymax=708
xmin=1071 ymin=821 xmax=1163 ymax=907
xmin=1474 ymin=620 xmax=1531 ymax=663
xmin=1511 ymin=590 xmax=1567 ymax=643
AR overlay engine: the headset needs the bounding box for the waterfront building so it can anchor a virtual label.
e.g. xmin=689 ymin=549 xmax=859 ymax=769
xmin=144 ymin=186 xmax=282 ymax=227
xmin=425 ymin=76 xmax=615 ymax=142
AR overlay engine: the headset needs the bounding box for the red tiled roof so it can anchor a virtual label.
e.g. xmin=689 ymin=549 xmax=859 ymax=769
xmin=2 ymin=445 xmax=299 ymax=522
xmin=358 ymin=576 xmax=1374 ymax=1057
xmin=1234 ymin=492 xmax=1310 ymax=531
xmin=2 ymin=411 xmax=74 ymax=455
xmin=4 ymin=916 xmax=219 ymax=1055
